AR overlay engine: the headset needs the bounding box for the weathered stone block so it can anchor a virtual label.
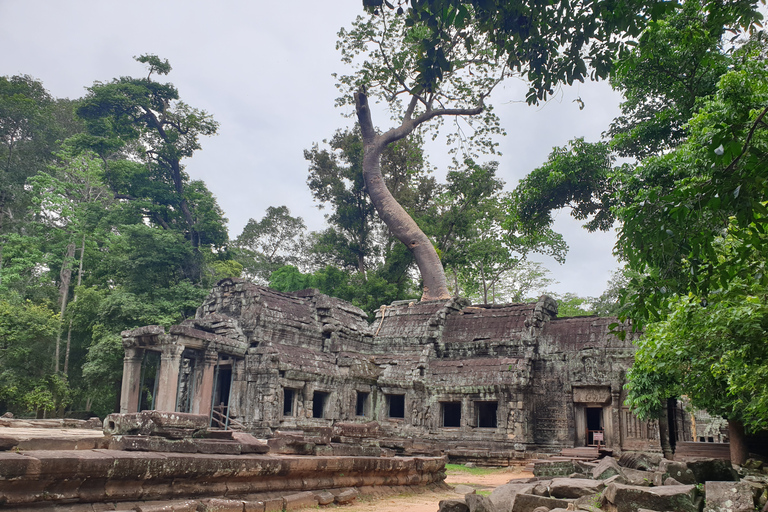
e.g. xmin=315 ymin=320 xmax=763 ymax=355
xmin=621 ymin=468 xmax=655 ymax=486
xmin=592 ymin=457 xmax=624 ymax=480
xmin=199 ymin=498 xmax=246 ymax=512
xmin=230 ymin=432 xmax=269 ymax=454
xmin=103 ymin=411 xmax=208 ymax=437
xmin=549 ymin=477 xmax=605 ymax=498
xmin=283 ymin=491 xmax=318 ymax=511
xmin=263 ymin=498 xmax=283 ymax=512
xmin=533 ymin=460 xmax=578 ymax=477
xmin=489 ymin=482 xmax=537 ymax=512
xmin=511 ymin=493 xmax=570 ymax=512
xmin=704 ymin=481 xmax=756 ymax=512
xmin=688 ymin=458 xmax=739 ymax=483
xmin=454 ymin=484 xmax=476 ymax=495
xmin=135 ymin=500 xmax=198 ymax=512
xmin=465 ymin=493 xmax=497 ymax=512
xmin=243 ymin=501 xmax=266 ymax=512
xmin=315 ymin=491 xmax=335 ymax=505
xmin=658 ymin=459 xmax=696 ymax=485
xmin=334 ymin=488 xmax=359 ymax=505
xmin=439 ymin=499 xmax=470 ymax=512
xmin=602 ymin=482 xmax=700 ymax=512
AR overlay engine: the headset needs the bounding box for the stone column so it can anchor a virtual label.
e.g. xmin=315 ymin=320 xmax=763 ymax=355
xmin=610 ymin=389 xmax=622 ymax=450
xmin=120 ymin=346 xmax=145 ymax=413
xmin=192 ymin=348 xmax=218 ymax=415
xmin=154 ymin=343 xmax=185 ymax=412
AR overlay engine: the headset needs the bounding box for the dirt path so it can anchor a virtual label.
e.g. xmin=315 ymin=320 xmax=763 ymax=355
xmin=319 ymin=465 xmax=534 ymax=512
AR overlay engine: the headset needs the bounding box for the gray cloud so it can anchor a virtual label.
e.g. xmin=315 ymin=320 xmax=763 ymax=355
xmin=1 ymin=0 xmax=622 ymax=298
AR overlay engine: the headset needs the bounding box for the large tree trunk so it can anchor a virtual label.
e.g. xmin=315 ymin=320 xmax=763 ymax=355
xmin=63 ymin=233 xmax=86 ymax=377
xmin=728 ymin=419 xmax=749 ymax=465
xmin=355 ymin=92 xmax=451 ymax=301
xmin=658 ymin=402 xmax=674 ymax=459
xmin=55 ymin=243 xmax=76 ymax=374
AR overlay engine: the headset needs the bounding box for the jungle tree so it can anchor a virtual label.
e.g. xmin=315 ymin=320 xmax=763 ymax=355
xmin=341 ymin=0 xmax=693 ymax=301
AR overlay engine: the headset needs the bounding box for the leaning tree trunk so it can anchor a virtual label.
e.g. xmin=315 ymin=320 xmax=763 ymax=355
xmin=355 ymin=92 xmax=451 ymax=301
xmin=54 ymin=243 xmax=76 ymax=374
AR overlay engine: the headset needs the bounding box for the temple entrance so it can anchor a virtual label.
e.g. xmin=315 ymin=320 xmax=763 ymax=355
xmin=211 ymin=364 xmax=232 ymax=428
xmin=139 ymin=351 xmax=160 ymax=411
xmin=586 ymin=407 xmax=604 ymax=446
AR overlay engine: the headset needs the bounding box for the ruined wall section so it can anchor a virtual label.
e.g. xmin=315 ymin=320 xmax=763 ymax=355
xmin=532 ymin=314 xmax=648 ymax=451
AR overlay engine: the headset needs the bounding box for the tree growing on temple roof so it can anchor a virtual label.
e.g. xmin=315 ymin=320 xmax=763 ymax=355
xmin=341 ymin=0 xmax=703 ymax=301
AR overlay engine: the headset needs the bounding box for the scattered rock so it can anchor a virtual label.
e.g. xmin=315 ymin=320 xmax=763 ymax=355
xmin=315 ymin=491 xmax=335 ymax=505
xmin=334 ymin=488 xmax=359 ymax=505
xmin=704 ymin=481 xmax=757 ymax=512
xmin=602 ymin=482 xmax=701 ymax=512
xmin=466 ymin=493 xmax=497 ymax=512
xmin=454 ymin=484 xmax=477 ymax=495
xmin=592 ymin=457 xmax=624 ymax=480
xmin=511 ymin=493 xmax=570 ymax=512
xmin=658 ymin=458 xmax=696 ymax=485
xmin=489 ymin=482 xmax=537 ymax=512
xmin=440 ymin=499 xmax=470 ymax=512
xmin=688 ymin=458 xmax=739 ymax=483
xmin=549 ymin=477 xmax=605 ymax=498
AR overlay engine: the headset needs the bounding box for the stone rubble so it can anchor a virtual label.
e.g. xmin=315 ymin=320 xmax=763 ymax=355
xmin=441 ymin=455 xmax=768 ymax=512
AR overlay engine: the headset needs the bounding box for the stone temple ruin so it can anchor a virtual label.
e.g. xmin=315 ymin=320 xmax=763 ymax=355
xmin=119 ymin=277 xmax=665 ymax=461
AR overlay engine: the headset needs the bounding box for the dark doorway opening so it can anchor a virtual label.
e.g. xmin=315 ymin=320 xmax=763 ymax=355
xmin=387 ymin=394 xmax=405 ymax=418
xmin=586 ymin=407 xmax=603 ymax=445
xmin=313 ymin=391 xmax=329 ymax=418
xmin=476 ymin=401 xmax=498 ymax=428
xmin=283 ymin=388 xmax=295 ymax=416
xmin=214 ymin=367 xmax=231 ymax=408
xmin=356 ymin=392 xmax=369 ymax=416
xmin=442 ymin=402 xmax=462 ymax=427
xmin=139 ymin=351 xmax=160 ymax=411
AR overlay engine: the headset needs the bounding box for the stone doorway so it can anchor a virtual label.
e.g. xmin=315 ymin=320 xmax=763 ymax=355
xmin=211 ymin=364 xmax=232 ymax=428
xmin=586 ymin=407 xmax=604 ymax=446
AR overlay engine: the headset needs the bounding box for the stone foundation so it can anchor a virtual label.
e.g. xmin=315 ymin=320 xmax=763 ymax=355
xmin=0 ymin=449 xmax=446 ymax=508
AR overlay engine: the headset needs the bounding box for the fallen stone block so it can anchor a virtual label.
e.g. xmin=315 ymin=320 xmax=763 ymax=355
xmin=466 ymin=493 xmax=497 ymax=512
xmin=103 ymin=411 xmax=208 ymax=438
xmin=658 ymin=458 xmax=696 ymax=484
xmin=531 ymin=481 xmax=550 ymax=496
xmin=489 ymin=482 xmax=537 ymax=512
xmin=334 ymin=488 xmax=359 ymax=505
xmin=284 ymin=491 xmax=318 ymax=511
xmin=454 ymin=484 xmax=477 ymax=495
xmin=315 ymin=491 xmax=335 ymax=505
xmin=592 ymin=457 xmax=624 ymax=480
xmin=704 ymin=481 xmax=756 ymax=512
xmin=688 ymin=458 xmax=738 ymax=483
xmin=621 ymin=468 xmax=656 ymax=487
xmin=619 ymin=452 xmax=662 ymax=471
xmin=511 ymin=493 xmax=570 ymax=512
xmin=230 ymin=432 xmax=269 ymax=454
xmin=549 ymin=477 xmax=605 ymax=498
xmin=266 ymin=436 xmax=315 ymax=455
xmin=664 ymin=476 xmax=683 ymax=485
xmin=602 ymin=482 xmax=700 ymax=512
xmin=439 ymin=499 xmax=470 ymax=512
xmin=533 ymin=460 xmax=578 ymax=477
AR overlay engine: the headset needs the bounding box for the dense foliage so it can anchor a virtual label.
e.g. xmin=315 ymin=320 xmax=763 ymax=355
xmin=511 ymin=0 xmax=767 ymax=437
xmin=0 ymin=56 xmax=238 ymax=418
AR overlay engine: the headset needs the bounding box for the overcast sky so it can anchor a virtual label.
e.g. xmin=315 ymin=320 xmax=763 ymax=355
xmin=1 ymin=0 xmax=625 ymax=299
